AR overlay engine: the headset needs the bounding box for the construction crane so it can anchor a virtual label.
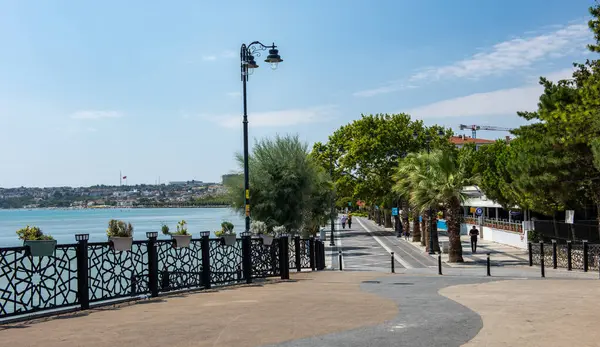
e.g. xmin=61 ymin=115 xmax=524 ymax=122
xmin=459 ymin=124 xmax=513 ymax=138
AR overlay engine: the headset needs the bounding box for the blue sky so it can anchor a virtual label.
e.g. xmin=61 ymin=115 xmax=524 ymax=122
xmin=0 ymin=0 xmax=595 ymax=187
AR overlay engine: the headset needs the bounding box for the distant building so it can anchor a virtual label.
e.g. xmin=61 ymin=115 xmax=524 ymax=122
xmin=450 ymin=135 xmax=496 ymax=150
xmin=169 ymin=180 xmax=204 ymax=186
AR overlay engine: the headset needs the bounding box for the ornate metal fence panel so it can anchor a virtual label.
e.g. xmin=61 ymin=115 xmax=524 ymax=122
xmin=0 ymin=245 xmax=78 ymax=319
xmin=87 ymin=241 xmax=150 ymax=303
xmin=288 ymin=238 xmax=296 ymax=269
xmin=531 ymin=243 xmax=541 ymax=265
xmin=209 ymin=239 xmax=243 ymax=285
xmin=251 ymin=238 xmax=280 ymax=278
xmin=588 ymin=244 xmax=600 ymax=271
xmin=542 ymin=244 xmax=553 ymax=268
xmin=156 ymin=240 xmax=203 ymax=292
xmin=299 ymin=239 xmax=311 ymax=269
xmin=556 ymin=244 xmax=569 ymax=269
xmin=571 ymin=244 xmax=585 ymax=270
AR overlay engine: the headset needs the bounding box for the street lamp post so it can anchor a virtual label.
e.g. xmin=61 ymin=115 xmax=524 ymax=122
xmin=240 ymin=42 xmax=283 ymax=233
xmin=329 ymin=153 xmax=335 ymax=246
xmin=413 ymin=129 xmax=444 ymax=255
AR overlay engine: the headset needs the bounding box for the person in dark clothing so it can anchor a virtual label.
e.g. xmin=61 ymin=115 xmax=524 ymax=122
xmin=469 ymin=226 xmax=480 ymax=253
xmin=347 ymin=214 xmax=352 ymax=229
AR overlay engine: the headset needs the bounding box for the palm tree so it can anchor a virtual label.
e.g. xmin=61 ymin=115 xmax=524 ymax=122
xmin=394 ymin=149 xmax=476 ymax=262
xmin=393 ymin=153 xmax=426 ymax=244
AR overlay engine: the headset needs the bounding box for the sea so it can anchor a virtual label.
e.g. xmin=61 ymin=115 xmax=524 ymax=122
xmin=0 ymin=207 xmax=245 ymax=247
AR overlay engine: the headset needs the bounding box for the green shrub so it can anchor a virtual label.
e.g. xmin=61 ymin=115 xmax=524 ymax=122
xmin=106 ymin=219 xmax=133 ymax=237
xmin=16 ymin=225 xmax=54 ymax=241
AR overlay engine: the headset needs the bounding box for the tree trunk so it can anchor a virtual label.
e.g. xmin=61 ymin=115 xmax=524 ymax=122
xmin=552 ymin=211 xmax=558 ymax=239
xmin=431 ymin=213 xmax=440 ymax=253
xmin=412 ymin=209 xmax=421 ymax=242
xmin=447 ymin=198 xmax=464 ymax=262
xmin=402 ymin=203 xmax=410 ymax=237
xmin=385 ymin=210 xmax=393 ymax=228
xmin=422 ymin=214 xmax=429 ymax=250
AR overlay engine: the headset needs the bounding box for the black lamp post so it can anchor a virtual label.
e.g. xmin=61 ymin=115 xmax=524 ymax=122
xmin=413 ymin=129 xmax=444 ymax=255
xmin=240 ymin=42 xmax=283 ymax=234
xmin=329 ymin=153 xmax=335 ymax=246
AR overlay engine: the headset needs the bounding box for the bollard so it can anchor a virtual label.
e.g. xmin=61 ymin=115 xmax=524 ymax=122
xmin=583 ymin=240 xmax=589 ymax=272
xmin=552 ymin=240 xmax=557 ymax=269
xmin=438 ymin=254 xmax=442 ymax=275
xmin=540 ymin=242 xmax=545 ymax=278
xmin=567 ymin=241 xmax=572 ymax=271
xmin=338 ymin=251 xmax=343 ymax=271
xmin=528 ymin=242 xmax=533 ymax=266
xmin=487 ymin=253 xmax=491 ymax=277
xmin=391 ymin=252 xmax=395 ymax=273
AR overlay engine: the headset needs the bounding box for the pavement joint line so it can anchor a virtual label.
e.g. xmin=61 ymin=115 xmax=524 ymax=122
xmin=356 ymin=218 xmax=414 ymax=269
xmin=381 ymin=233 xmax=434 ymax=268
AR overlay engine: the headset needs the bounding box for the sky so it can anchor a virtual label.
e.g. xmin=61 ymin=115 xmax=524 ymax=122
xmin=0 ymin=0 xmax=596 ymax=188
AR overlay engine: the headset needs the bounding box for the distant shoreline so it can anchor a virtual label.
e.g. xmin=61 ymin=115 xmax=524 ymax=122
xmin=1 ymin=205 xmax=231 ymax=211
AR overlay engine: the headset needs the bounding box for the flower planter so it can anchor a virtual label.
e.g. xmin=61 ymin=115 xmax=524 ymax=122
xmin=24 ymin=240 xmax=57 ymax=257
xmin=221 ymin=234 xmax=237 ymax=246
xmin=260 ymin=234 xmax=274 ymax=246
xmin=109 ymin=236 xmax=133 ymax=251
xmin=172 ymin=234 xmax=192 ymax=248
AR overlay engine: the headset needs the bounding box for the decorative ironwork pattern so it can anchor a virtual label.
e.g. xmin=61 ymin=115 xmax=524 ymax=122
xmin=542 ymin=244 xmax=553 ymax=268
xmin=556 ymin=244 xmax=569 ymax=268
xmin=299 ymin=239 xmax=311 ymax=269
xmin=530 ymin=243 xmax=541 ymax=265
xmin=571 ymin=244 xmax=584 ymax=270
xmin=209 ymin=239 xmax=243 ymax=285
xmin=588 ymin=244 xmax=600 ymax=271
xmin=251 ymin=238 xmax=280 ymax=278
xmin=0 ymin=245 xmax=78 ymax=318
xmin=87 ymin=242 xmax=149 ymax=302
xmin=288 ymin=238 xmax=296 ymax=269
xmin=156 ymin=240 xmax=203 ymax=292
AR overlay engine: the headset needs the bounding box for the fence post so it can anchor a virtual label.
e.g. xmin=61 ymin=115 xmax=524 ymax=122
xmin=552 ymin=239 xmax=557 ymax=269
xmin=487 ymin=253 xmax=491 ymax=276
xmin=294 ymin=236 xmax=301 ymax=272
xmin=75 ymin=234 xmax=90 ymax=310
xmin=391 ymin=252 xmax=395 ymax=273
xmin=146 ymin=232 xmax=159 ymax=297
xmin=279 ymin=235 xmax=290 ymax=280
xmin=309 ymin=237 xmax=316 ymax=271
xmin=438 ymin=254 xmax=442 ymax=275
xmin=528 ymin=242 xmax=533 ymax=266
xmin=241 ymin=232 xmax=253 ymax=284
xmin=338 ymin=251 xmax=343 ymax=271
xmin=583 ymin=240 xmax=589 ymax=273
xmin=567 ymin=240 xmax=572 ymax=271
xmin=200 ymin=231 xmax=211 ymax=289
xmin=540 ymin=241 xmax=545 ymax=278
xmin=315 ymin=240 xmax=323 ymax=270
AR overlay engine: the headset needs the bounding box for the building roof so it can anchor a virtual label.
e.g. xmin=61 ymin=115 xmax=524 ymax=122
xmin=450 ymin=135 xmax=496 ymax=145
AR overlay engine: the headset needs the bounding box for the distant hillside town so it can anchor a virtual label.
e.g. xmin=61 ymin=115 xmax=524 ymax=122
xmin=0 ymin=179 xmax=230 ymax=209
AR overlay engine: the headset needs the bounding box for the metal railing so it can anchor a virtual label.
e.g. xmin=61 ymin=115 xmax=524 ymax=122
xmin=464 ymin=216 xmax=523 ymax=233
xmin=0 ymin=233 xmax=323 ymax=321
xmin=529 ymin=240 xmax=600 ymax=272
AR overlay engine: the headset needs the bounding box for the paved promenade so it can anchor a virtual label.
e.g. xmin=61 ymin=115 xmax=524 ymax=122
xmin=3 ymin=217 xmax=600 ymax=346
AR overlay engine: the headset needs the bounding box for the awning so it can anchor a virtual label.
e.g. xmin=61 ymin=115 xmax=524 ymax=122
xmin=461 ymin=197 xmax=503 ymax=208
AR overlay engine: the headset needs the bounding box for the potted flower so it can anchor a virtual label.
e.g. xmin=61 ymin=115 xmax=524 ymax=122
xmin=215 ymin=221 xmax=236 ymax=246
xmin=250 ymin=220 xmax=274 ymax=246
xmin=162 ymin=220 xmax=192 ymax=248
xmin=106 ymin=219 xmax=133 ymax=251
xmin=17 ymin=225 xmax=56 ymax=257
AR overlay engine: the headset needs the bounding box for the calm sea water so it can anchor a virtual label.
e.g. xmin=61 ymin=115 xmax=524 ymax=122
xmin=0 ymin=208 xmax=245 ymax=247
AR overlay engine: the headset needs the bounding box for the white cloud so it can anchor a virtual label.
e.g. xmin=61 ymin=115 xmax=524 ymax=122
xmin=410 ymin=22 xmax=590 ymax=82
xmin=226 ymin=91 xmax=241 ymax=98
xmin=202 ymin=51 xmax=236 ymax=62
xmin=202 ymin=55 xmax=217 ymax=61
xmin=221 ymin=50 xmax=236 ymax=58
xmin=199 ymin=105 xmax=339 ymax=128
xmin=70 ymin=110 xmax=123 ymax=120
xmin=355 ymin=21 xmax=590 ymax=97
xmin=407 ymin=68 xmax=575 ymax=119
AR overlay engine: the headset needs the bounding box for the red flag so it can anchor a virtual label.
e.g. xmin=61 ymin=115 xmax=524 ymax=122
xmin=122 ymin=176 xmax=127 ymax=179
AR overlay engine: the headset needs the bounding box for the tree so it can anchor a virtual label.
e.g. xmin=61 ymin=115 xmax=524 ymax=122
xmin=312 ymin=114 xmax=451 ymax=227
xmin=225 ymin=135 xmax=331 ymax=235
xmin=395 ymin=148 xmax=477 ymax=262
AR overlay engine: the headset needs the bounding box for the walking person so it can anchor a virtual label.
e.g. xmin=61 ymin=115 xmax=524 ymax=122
xmin=347 ymin=213 xmax=353 ymax=229
xmin=469 ymin=225 xmax=479 ymax=253
xmin=340 ymin=214 xmax=348 ymax=229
